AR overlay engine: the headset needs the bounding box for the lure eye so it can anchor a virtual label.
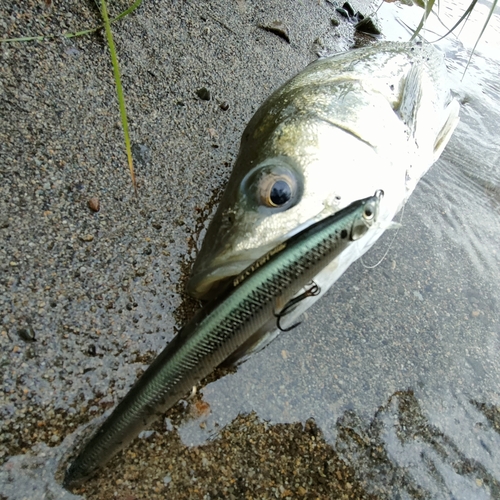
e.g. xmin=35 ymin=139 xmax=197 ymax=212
xmin=363 ymin=205 xmax=375 ymax=220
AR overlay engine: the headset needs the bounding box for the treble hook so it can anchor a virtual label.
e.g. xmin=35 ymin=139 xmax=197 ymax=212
xmin=275 ymin=281 xmax=321 ymax=332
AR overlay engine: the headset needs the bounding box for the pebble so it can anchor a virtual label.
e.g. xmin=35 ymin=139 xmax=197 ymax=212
xmin=335 ymin=7 xmax=350 ymax=18
xmin=355 ymin=16 xmax=382 ymax=35
xmin=342 ymin=2 xmax=355 ymax=17
xmin=196 ymin=87 xmax=211 ymax=101
xmin=88 ymin=197 xmax=100 ymax=212
xmin=259 ymin=21 xmax=290 ymax=43
xmin=17 ymin=326 xmax=36 ymax=342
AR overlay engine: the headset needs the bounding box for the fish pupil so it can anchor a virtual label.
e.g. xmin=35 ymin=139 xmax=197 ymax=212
xmin=340 ymin=229 xmax=348 ymax=239
xmin=269 ymin=180 xmax=292 ymax=206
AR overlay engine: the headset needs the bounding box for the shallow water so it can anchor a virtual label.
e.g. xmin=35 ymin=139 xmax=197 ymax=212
xmin=1 ymin=0 xmax=499 ymax=498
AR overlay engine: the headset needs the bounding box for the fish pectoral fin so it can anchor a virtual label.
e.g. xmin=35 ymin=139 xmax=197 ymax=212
xmin=398 ymin=63 xmax=424 ymax=138
xmin=432 ymin=99 xmax=460 ymax=161
xmin=398 ymin=60 xmax=460 ymax=160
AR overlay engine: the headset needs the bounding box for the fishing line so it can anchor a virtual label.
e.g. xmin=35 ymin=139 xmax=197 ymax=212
xmin=361 ymin=204 xmax=405 ymax=269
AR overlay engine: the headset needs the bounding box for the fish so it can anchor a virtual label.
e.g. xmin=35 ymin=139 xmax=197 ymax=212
xmin=187 ymin=41 xmax=459 ymax=359
xmin=63 ymin=191 xmax=382 ymax=486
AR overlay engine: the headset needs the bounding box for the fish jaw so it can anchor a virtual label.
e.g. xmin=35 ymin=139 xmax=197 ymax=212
xmin=188 ymin=41 xmax=459 ymax=300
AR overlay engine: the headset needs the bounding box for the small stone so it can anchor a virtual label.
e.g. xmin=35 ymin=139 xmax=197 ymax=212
xmin=18 ymin=326 xmax=36 ymax=342
xmin=196 ymin=87 xmax=210 ymax=101
xmin=471 ymin=310 xmax=480 ymax=317
xmin=331 ymin=17 xmax=340 ymax=27
xmin=342 ymin=2 xmax=355 ymax=16
xmin=219 ymin=101 xmax=229 ymax=111
xmin=259 ymin=21 xmax=290 ymax=43
xmin=88 ymin=197 xmax=100 ymax=212
xmin=355 ymin=16 xmax=382 ymax=35
xmin=135 ymin=268 xmax=146 ymax=277
xmin=79 ymin=234 xmax=94 ymax=242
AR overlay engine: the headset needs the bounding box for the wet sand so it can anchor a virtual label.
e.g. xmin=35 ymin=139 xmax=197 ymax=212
xmin=1 ymin=1 xmax=378 ymax=498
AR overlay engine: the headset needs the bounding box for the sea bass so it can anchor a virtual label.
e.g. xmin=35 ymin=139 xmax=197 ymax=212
xmin=187 ymin=41 xmax=459 ymax=358
xmin=64 ymin=193 xmax=381 ymax=485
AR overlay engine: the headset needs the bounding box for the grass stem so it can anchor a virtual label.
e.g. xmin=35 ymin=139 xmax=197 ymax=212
xmin=99 ymin=0 xmax=137 ymax=193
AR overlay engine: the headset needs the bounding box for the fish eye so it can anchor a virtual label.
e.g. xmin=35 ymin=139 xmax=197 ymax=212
xmin=262 ymin=178 xmax=293 ymax=207
xmin=241 ymin=158 xmax=303 ymax=213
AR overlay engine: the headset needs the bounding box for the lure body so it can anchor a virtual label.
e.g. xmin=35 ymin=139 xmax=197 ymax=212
xmin=64 ymin=192 xmax=381 ymax=486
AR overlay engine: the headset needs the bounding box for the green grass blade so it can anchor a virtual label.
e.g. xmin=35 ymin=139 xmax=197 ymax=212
xmin=462 ymin=0 xmax=498 ymax=74
xmin=0 ymin=0 xmax=142 ymax=43
xmin=410 ymin=0 xmax=437 ymax=40
xmin=432 ymin=0 xmax=479 ymax=42
xmin=100 ymin=0 xmax=137 ymax=192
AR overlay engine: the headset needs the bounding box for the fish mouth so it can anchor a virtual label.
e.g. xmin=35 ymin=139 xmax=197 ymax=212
xmin=187 ymin=189 xmax=389 ymax=300
xmin=186 ymin=203 xmax=344 ymax=300
xmin=187 ymin=240 xmax=288 ymax=300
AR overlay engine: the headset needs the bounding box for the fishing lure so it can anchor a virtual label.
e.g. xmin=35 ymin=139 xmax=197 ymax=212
xmin=64 ymin=190 xmax=381 ymax=486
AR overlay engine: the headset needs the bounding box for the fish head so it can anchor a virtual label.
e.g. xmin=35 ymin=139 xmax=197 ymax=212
xmin=188 ymin=104 xmax=392 ymax=298
xmin=188 ymin=42 xmax=459 ymax=299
